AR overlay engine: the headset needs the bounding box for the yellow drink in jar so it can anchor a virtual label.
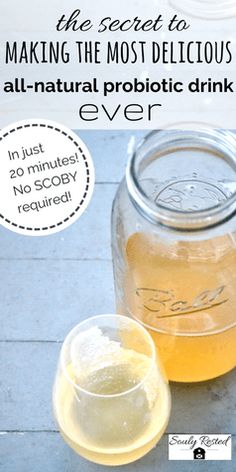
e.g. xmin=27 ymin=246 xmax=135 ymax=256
xmin=123 ymin=232 xmax=236 ymax=382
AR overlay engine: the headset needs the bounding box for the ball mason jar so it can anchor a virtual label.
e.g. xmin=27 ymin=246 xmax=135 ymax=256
xmin=111 ymin=129 xmax=236 ymax=383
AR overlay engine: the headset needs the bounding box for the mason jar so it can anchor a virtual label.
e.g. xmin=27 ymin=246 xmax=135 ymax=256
xmin=111 ymin=129 xmax=236 ymax=382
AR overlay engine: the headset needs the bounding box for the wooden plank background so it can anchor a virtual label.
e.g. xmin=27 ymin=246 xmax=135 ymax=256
xmin=0 ymin=130 xmax=235 ymax=472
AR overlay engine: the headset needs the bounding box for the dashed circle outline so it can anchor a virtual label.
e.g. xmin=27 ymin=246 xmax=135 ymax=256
xmin=0 ymin=122 xmax=92 ymax=231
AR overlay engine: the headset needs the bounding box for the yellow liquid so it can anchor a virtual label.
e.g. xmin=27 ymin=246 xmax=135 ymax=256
xmin=123 ymin=232 xmax=236 ymax=382
xmin=54 ymin=362 xmax=170 ymax=465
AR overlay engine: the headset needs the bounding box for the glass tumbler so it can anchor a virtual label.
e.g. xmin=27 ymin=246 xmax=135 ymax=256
xmin=52 ymin=314 xmax=170 ymax=466
xmin=111 ymin=129 xmax=236 ymax=383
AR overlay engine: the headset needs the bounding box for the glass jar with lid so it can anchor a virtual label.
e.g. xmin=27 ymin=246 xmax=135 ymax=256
xmin=111 ymin=129 xmax=236 ymax=382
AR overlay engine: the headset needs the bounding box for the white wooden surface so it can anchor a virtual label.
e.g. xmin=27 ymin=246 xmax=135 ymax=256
xmin=0 ymin=130 xmax=235 ymax=472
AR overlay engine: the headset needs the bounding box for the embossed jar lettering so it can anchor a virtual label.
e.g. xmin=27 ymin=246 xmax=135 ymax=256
xmin=112 ymin=129 xmax=236 ymax=382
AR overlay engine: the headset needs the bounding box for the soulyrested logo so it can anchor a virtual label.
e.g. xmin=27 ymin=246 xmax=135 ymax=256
xmin=168 ymin=434 xmax=232 ymax=461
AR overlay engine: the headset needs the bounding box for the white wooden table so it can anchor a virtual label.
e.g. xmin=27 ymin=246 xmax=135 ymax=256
xmin=0 ymin=131 xmax=235 ymax=472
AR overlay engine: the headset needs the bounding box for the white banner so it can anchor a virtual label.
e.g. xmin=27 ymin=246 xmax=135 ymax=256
xmin=0 ymin=0 xmax=236 ymax=129
xmin=168 ymin=434 xmax=232 ymax=461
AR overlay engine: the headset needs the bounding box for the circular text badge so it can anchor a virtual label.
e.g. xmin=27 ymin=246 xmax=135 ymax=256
xmin=0 ymin=119 xmax=95 ymax=236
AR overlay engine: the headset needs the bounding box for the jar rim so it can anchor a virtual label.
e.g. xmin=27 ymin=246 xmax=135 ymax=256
xmin=126 ymin=129 xmax=236 ymax=231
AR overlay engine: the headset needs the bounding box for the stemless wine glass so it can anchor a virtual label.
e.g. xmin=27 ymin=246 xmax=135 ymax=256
xmin=53 ymin=315 xmax=171 ymax=466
